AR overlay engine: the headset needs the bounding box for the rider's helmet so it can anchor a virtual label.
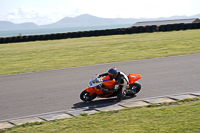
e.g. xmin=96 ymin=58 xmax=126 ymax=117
xmin=108 ymin=67 xmax=118 ymax=79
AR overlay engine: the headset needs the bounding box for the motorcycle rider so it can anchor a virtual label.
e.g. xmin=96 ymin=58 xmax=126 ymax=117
xmin=98 ymin=67 xmax=129 ymax=99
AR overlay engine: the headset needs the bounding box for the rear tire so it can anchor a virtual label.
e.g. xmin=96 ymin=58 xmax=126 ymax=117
xmin=126 ymin=82 xmax=141 ymax=96
xmin=132 ymin=82 xmax=141 ymax=94
xmin=80 ymin=90 xmax=97 ymax=102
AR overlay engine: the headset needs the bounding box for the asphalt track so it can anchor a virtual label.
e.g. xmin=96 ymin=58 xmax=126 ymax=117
xmin=0 ymin=53 xmax=200 ymax=121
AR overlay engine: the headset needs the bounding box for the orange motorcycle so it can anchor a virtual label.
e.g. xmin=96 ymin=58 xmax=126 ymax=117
xmin=80 ymin=73 xmax=141 ymax=102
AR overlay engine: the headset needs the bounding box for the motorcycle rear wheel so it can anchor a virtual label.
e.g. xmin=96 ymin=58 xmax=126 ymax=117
xmin=126 ymin=82 xmax=141 ymax=96
xmin=132 ymin=82 xmax=141 ymax=94
xmin=80 ymin=90 xmax=97 ymax=102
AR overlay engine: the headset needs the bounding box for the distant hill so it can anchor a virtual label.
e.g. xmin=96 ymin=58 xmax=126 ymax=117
xmin=0 ymin=14 xmax=200 ymax=31
xmin=41 ymin=14 xmax=140 ymax=28
xmin=0 ymin=21 xmax=38 ymax=31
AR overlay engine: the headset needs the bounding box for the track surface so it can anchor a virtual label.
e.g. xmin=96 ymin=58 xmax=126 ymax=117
xmin=0 ymin=54 xmax=200 ymax=120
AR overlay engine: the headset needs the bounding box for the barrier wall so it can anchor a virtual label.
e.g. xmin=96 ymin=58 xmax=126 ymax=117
xmin=0 ymin=22 xmax=200 ymax=44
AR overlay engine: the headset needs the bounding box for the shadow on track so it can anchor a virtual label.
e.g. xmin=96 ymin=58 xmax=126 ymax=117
xmin=72 ymin=95 xmax=136 ymax=109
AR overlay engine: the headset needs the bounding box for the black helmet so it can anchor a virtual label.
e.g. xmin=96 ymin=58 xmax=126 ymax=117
xmin=108 ymin=67 xmax=118 ymax=79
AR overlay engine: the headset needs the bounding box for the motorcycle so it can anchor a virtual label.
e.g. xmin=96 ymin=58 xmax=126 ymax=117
xmin=80 ymin=73 xmax=141 ymax=102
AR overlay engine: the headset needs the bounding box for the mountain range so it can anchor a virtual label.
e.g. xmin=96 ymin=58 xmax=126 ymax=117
xmin=0 ymin=14 xmax=200 ymax=31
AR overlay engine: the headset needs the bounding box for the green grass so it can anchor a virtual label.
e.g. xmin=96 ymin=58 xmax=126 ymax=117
xmin=4 ymin=98 xmax=200 ymax=133
xmin=1 ymin=30 xmax=200 ymax=132
xmin=0 ymin=29 xmax=200 ymax=75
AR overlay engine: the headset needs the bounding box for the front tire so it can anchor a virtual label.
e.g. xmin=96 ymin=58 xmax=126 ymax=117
xmin=80 ymin=90 xmax=97 ymax=102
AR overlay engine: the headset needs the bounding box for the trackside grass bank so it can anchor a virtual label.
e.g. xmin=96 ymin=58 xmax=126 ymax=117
xmin=0 ymin=29 xmax=200 ymax=76
xmin=2 ymin=97 xmax=200 ymax=133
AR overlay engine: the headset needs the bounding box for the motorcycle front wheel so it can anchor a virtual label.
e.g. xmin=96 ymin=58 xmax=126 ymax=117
xmin=80 ymin=90 xmax=97 ymax=102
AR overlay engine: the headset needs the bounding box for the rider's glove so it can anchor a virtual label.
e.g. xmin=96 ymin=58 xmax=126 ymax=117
xmin=92 ymin=78 xmax=102 ymax=83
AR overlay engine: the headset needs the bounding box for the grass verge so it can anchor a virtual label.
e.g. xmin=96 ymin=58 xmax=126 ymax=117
xmin=0 ymin=29 xmax=200 ymax=75
xmin=2 ymin=97 xmax=200 ymax=133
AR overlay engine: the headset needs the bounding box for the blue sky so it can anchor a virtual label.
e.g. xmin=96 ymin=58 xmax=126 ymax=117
xmin=0 ymin=0 xmax=200 ymax=25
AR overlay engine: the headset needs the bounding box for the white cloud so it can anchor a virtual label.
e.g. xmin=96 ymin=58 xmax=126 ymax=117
xmin=0 ymin=6 xmax=80 ymax=25
xmin=75 ymin=0 xmax=200 ymax=19
xmin=0 ymin=0 xmax=199 ymax=25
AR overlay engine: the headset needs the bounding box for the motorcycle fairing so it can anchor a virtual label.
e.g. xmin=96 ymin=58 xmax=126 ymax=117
xmin=85 ymin=87 xmax=102 ymax=96
xmin=86 ymin=75 xmax=116 ymax=97
xmin=85 ymin=86 xmax=115 ymax=97
xmin=128 ymin=74 xmax=141 ymax=84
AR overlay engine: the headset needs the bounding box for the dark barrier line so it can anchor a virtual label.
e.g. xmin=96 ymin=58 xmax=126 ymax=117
xmin=0 ymin=23 xmax=200 ymax=44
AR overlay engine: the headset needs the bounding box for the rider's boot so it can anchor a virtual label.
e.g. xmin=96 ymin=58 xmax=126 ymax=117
xmin=117 ymin=85 xmax=126 ymax=100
